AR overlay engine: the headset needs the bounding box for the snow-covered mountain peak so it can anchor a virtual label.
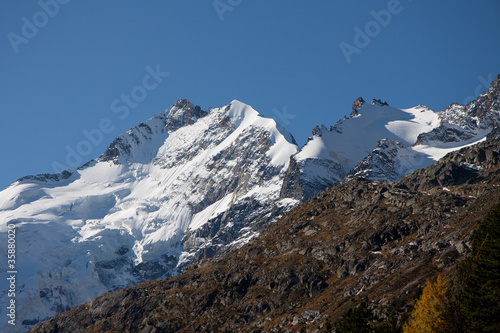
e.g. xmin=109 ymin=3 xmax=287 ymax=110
xmin=295 ymin=102 xmax=440 ymax=168
xmin=225 ymin=99 xmax=255 ymax=121
xmin=222 ymin=100 xmax=297 ymax=166
xmin=0 ymin=99 xmax=299 ymax=331
xmin=281 ymin=76 xmax=500 ymax=202
xmin=279 ymin=101 xmax=443 ymax=201
xmin=97 ymin=99 xmax=297 ymax=168
xmin=99 ymin=99 xmax=206 ymax=164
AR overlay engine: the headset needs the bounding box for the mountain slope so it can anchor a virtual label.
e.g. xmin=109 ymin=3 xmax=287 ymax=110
xmin=30 ymin=136 xmax=500 ymax=333
xmin=0 ymin=99 xmax=298 ymax=331
xmin=4 ymin=75 xmax=500 ymax=331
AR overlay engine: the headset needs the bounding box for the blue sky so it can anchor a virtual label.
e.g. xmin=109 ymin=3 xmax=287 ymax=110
xmin=0 ymin=0 xmax=499 ymax=190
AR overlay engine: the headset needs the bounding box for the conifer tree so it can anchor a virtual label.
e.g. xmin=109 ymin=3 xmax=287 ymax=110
xmin=458 ymin=202 xmax=500 ymax=332
xmin=335 ymin=300 xmax=372 ymax=333
xmin=334 ymin=299 xmax=402 ymax=333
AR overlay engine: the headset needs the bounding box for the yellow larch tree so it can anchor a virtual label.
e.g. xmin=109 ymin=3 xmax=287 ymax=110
xmin=403 ymin=275 xmax=450 ymax=333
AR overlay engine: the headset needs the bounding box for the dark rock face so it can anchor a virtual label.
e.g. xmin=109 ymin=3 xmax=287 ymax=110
xmin=99 ymin=136 xmax=130 ymax=162
xmin=415 ymin=124 xmax=476 ymax=145
xmin=311 ymin=125 xmax=322 ymax=137
xmin=280 ymin=157 xmax=346 ymax=201
xmin=487 ymin=125 xmax=500 ymax=140
xmin=299 ymin=158 xmax=346 ymax=200
xmin=181 ymin=195 xmax=293 ymax=269
xmin=30 ymin=134 xmax=500 ymax=333
xmin=279 ymin=157 xmax=304 ymax=200
xmin=465 ymin=74 xmax=500 ymax=123
xmin=401 ymin=138 xmax=500 ymax=191
xmin=165 ymin=99 xmax=208 ymax=132
xmin=94 ymin=254 xmax=179 ymax=290
xmin=17 ymin=170 xmax=74 ymax=183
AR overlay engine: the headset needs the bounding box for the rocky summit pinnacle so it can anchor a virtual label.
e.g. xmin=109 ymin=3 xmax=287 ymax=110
xmin=351 ymin=96 xmax=365 ymax=117
xmin=166 ymin=99 xmax=208 ymax=131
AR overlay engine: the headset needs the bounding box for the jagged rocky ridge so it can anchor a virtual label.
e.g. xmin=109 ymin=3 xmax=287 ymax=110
xmin=30 ymin=135 xmax=500 ymax=333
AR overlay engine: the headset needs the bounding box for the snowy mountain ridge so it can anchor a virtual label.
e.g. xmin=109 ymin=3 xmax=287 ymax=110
xmin=281 ymin=75 xmax=500 ymax=200
xmin=1 ymin=74 xmax=500 ymax=331
xmin=280 ymin=100 xmax=444 ymax=200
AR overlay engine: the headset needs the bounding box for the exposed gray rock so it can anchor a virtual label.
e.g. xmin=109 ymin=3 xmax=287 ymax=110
xmin=280 ymin=156 xmax=346 ymax=201
xmin=371 ymin=98 xmax=389 ymax=106
xmin=345 ymin=139 xmax=428 ymax=182
xmin=17 ymin=170 xmax=74 ymax=183
xmin=418 ymin=75 xmax=500 ymax=145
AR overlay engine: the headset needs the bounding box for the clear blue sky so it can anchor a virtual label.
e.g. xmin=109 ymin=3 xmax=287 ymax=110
xmin=1 ymin=0 xmax=499 ymax=190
